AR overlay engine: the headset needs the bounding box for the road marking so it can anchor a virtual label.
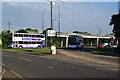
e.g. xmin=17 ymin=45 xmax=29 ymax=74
xmin=49 ymin=66 xmax=53 ymax=69
xmin=9 ymin=70 xmax=25 ymax=79
xmin=2 ymin=64 xmax=26 ymax=79
xmin=18 ymin=57 xmax=31 ymax=62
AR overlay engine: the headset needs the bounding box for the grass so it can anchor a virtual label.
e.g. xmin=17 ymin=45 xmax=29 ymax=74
xmin=86 ymin=47 xmax=119 ymax=56
xmin=86 ymin=48 xmax=111 ymax=53
xmin=2 ymin=48 xmax=51 ymax=53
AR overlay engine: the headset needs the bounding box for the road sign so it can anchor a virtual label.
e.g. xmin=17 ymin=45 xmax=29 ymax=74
xmin=47 ymin=30 xmax=56 ymax=37
xmin=0 ymin=39 xmax=2 ymax=44
xmin=111 ymin=37 xmax=115 ymax=44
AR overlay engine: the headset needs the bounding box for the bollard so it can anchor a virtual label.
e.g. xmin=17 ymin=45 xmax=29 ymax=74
xmin=51 ymin=46 xmax=56 ymax=55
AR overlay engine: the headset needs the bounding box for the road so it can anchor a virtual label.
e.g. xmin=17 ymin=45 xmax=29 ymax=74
xmin=2 ymin=49 xmax=119 ymax=78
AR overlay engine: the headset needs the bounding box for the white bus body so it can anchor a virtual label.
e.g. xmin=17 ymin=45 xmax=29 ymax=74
xmin=8 ymin=33 xmax=45 ymax=48
xmin=68 ymin=35 xmax=83 ymax=48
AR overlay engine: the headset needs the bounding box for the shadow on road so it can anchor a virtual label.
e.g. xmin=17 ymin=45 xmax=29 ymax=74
xmin=57 ymin=47 xmax=119 ymax=57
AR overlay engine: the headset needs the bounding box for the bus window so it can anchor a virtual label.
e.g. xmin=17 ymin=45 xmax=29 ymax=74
xmin=24 ymin=34 xmax=28 ymax=37
xmin=28 ymin=34 xmax=32 ymax=37
xmin=36 ymin=35 xmax=40 ymax=38
xmin=19 ymin=41 xmax=23 ymax=44
xmin=19 ymin=34 xmax=23 ymax=37
xmin=32 ymin=42 xmax=36 ymax=44
xmin=69 ymin=42 xmax=76 ymax=45
xmin=40 ymin=35 xmax=44 ymax=38
xmin=24 ymin=42 xmax=28 ymax=44
xmin=29 ymin=42 xmax=32 ymax=44
xmin=37 ymin=42 xmax=42 ymax=44
xmin=14 ymin=34 xmax=18 ymax=37
xmin=32 ymin=35 xmax=35 ymax=37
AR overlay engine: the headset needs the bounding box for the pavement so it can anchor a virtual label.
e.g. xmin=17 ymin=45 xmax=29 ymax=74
xmin=2 ymin=64 xmax=22 ymax=79
xmin=57 ymin=49 xmax=118 ymax=66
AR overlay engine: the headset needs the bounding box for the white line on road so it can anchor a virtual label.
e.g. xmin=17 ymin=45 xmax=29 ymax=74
xmin=18 ymin=57 xmax=32 ymax=62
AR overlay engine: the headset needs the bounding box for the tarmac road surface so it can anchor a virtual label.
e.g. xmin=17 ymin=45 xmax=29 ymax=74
xmin=2 ymin=50 xmax=119 ymax=78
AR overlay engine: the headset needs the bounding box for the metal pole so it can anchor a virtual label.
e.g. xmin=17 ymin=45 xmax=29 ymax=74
xmin=46 ymin=31 xmax=47 ymax=48
xmin=8 ymin=21 xmax=11 ymax=32
xmin=50 ymin=2 xmax=53 ymax=46
xmin=58 ymin=6 xmax=60 ymax=37
xmin=51 ymin=2 xmax=53 ymax=29
xmin=42 ymin=12 xmax=44 ymax=32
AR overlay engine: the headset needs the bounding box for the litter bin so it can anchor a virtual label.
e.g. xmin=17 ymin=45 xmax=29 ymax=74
xmin=51 ymin=46 xmax=56 ymax=55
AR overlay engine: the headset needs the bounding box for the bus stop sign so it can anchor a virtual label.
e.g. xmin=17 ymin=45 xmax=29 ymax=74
xmin=47 ymin=30 xmax=56 ymax=37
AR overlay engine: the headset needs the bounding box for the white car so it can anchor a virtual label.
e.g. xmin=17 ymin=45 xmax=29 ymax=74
xmin=111 ymin=44 xmax=118 ymax=48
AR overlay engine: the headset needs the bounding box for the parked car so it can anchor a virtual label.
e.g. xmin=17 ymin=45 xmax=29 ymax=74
xmin=98 ymin=43 xmax=109 ymax=48
xmin=111 ymin=44 xmax=118 ymax=48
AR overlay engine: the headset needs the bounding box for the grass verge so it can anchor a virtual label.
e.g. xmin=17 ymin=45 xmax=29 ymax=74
xmin=86 ymin=48 xmax=111 ymax=53
xmin=86 ymin=47 xmax=119 ymax=56
xmin=2 ymin=48 xmax=50 ymax=53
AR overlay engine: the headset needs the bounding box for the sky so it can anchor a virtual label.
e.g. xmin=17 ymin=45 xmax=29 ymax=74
xmin=1 ymin=1 xmax=119 ymax=35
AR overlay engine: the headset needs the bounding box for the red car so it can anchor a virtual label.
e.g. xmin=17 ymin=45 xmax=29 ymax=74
xmin=98 ymin=43 xmax=109 ymax=48
xmin=98 ymin=45 xmax=106 ymax=48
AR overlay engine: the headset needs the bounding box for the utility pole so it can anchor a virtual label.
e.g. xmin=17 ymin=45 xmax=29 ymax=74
xmin=57 ymin=6 xmax=61 ymax=37
xmin=8 ymin=21 xmax=11 ymax=32
xmin=42 ymin=12 xmax=44 ymax=32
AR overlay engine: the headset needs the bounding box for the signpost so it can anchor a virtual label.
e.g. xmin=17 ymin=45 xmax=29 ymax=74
xmin=111 ymin=37 xmax=115 ymax=54
xmin=47 ymin=30 xmax=56 ymax=37
xmin=47 ymin=30 xmax=56 ymax=55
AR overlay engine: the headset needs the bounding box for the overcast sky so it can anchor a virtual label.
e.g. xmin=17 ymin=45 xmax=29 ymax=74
xmin=2 ymin=1 xmax=118 ymax=35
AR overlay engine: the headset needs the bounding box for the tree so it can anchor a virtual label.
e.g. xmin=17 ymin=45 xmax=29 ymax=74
xmin=41 ymin=28 xmax=53 ymax=35
xmin=2 ymin=30 xmax=10 ymax=48
xmin=15 ymin=29 xmax=27 ymax=33
xmin=26 ymin=28 xmax=38 ymax=33
xmin=15 ymin=28 xmax=39 ymax=33
xmin=109 ymin=14 xmax=120 ymax=39
xmin=73 ymin=31 xmax=91 ymax=35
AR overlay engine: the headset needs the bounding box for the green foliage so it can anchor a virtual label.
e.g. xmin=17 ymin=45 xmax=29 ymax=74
xmin=26 ymin=28 xmax=38 ymax=33
xmin=2 ymin=48 xmax=50 ymax=53
xmin=15 ymin=28 xmax=38 ymax=33
xmin=73 ymin=31 xmax=91 ymax=35
xmin=109 ymin=14 xmax=120 ymax=39
xmin=16 ymin=29 xmax=27 ymax=33
xmin=42 ymin=28 xmax=53 ymax=35
xmin=1 ymin=30 xmax=10 ymax=48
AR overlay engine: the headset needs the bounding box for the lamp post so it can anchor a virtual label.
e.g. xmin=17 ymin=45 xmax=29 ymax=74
xmin=47 ymin=0 xmax=55 ymax=46
xmin=8 ymin=21 xmax=12 ymax=32
xmin=42 ymin=12 xmax=44 ymax=32
xmin=8 ymin=21 xmax=11 ymax=31
xmin=57 ymin=6 xmax=60 ymax=37
xmin=46 ymin=0 xmax=65 ymax=47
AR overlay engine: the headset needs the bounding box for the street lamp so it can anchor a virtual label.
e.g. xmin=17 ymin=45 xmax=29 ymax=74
xmin=46 ymin=0 xmax=65 ymax=30
xmin=8 ymin=21 xmax=12 ymax=32
xmin=42 ymin=12 xmax=44 ymax=32
xmin=46 ymin=0 xmax=65 ymax=46
xmin=57 ymin=6 xmax=60 ymax=37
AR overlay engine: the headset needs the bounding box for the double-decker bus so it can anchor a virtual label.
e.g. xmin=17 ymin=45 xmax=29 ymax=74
xmin=68 ymin=35 xmax=84 ymax=48
xmin=8 ymin=33 xmax=45 ymax=48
